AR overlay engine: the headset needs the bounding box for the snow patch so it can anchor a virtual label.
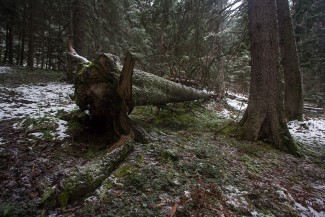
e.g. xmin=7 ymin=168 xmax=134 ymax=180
xmin=0 ymin=83 xmax=77 ymax=141
xmin=29 ymin=132 xmax=44 ymax=138
xmin=224 ymin=185 xmax=249 ymax=210
xmin=0 ymin=66 xmax=13 ymax=74
xmin=295 ymin=202 xmax=325 ymax=217
xmin=251 ymin=210 xmax=275 ymax=217
xmin=0 ymin=83 xmax=77 ymax=120
xmin=55 ymin=119 xmax=69 ymax=140
xmin=288 ymin=118 xmax=325 ymax=148
xmin=226 ymin=98 xmax=247 ymax=111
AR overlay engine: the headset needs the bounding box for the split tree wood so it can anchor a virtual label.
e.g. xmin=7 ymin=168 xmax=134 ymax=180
xmin=73 ymin=52 xmax=212 ymax=139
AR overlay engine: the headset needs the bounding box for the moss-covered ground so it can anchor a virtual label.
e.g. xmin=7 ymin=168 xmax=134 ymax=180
xmin=51 ymin=105 xmax=325 ymax=216
xmin=0 ymin=68 xmax=324 ymax=216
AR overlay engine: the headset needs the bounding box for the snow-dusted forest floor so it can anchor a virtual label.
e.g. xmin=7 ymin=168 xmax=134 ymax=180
xmin=0 ymin=66 xmax=324 ymax=216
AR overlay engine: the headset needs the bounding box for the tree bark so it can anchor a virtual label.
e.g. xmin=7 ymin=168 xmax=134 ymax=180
xmin=240 ymin=0 xmax=300 ymax=155
xmin=74 ymin=52 xmax=212 ymax=136
xmin=27 ymin=0 xmax=35 ymax=70
xmin=19 ymin=1 xmax=27 ymax=66
xmin=72 ymin=0 xmax=87 ymax=57
xmin=8 ymin=23 xmax=14 ymax=65
xmin=2 ymin=25 xmax=9 ymax=64
xmin=42 ymin=141 xmax=134 ymax=209
xmin=276 ymin=0 xmax=304 ymax=121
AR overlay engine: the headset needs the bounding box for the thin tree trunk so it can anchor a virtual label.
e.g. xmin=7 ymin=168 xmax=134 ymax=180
xmin=8 ymin=21 xmax=14 ymax=65
xmin=16 ymin=34 xmax=20 ymax=65
xmin=27 ymin=0 xmax=34 ymax=70
xmin=57 ymin=2 xmax=62 ymax=71
xmin=40 ymin=0 xmax=46 ymax=69
xmin=3 ymin=25 xmax=9 ymax=64
xmin=47 ymin=15 xmax=52 ymax=70
xmin=240 ymin=0 xmax=299 ymax=155
xmin=276 ymin=0 xmax=304 ymax=121
xmin=18 ymin=0 xmax=27 ymax=66
xmin=72 ymin=0 xmax=86 ymax=57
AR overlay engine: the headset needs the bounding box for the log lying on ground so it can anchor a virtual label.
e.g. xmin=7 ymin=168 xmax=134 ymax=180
xmin=303 ymin=106 xmax=324 ymax=113
xmin=74 ymin=52 xmax=212 ymax=136
xmin=42 ymin=141 xmax=134 ymax=209
xmin=132 ymin=69 xmax=210 ymax=106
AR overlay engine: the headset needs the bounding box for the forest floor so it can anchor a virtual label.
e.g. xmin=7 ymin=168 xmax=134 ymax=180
xmin=0 ymin=66 xmax=324 ymax=217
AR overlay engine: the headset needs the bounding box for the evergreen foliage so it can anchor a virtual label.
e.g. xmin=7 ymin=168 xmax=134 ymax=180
xmin=292 ymin=0 xmax=325 ymax=105
xmin=0 ymin=0 xmax=323 ymax=101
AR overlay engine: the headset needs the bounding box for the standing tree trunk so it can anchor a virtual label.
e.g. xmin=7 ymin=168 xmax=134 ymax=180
xmin=276 ymin=0 xmax=304 ymax=121
xmin=72 ymin=0 xmax=87 ymax=57
xmin=240 ymin=0 xmax=299 ymax=155
xmin=19 ymin=1 xmax=27 ymax=66
xmin=8 ymin=22 xmax=14 ymax=65
xmin=27 ymin=0 xmax=34 ymax=70
xmin=2 ymin=14 xmax=14 ymax=65
xmin=2 ymin=25 xmax=9 ymax=64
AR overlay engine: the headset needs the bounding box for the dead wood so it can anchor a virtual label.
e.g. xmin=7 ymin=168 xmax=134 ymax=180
xmin=42 ymin=141 xmax=134 ymax=209
xmin=73 ymin=52 xmax=212 ymax=138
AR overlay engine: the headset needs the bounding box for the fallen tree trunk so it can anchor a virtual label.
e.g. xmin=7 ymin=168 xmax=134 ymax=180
xmin=74 ymin=52 xmax=212 ymax=136
xmin=132 ymin=69 xmax=211 ymax=106
xmin=303 ymin=106 xmax=324 ymax=113
xmin=42 ymin=141 xmax=134 ymax=209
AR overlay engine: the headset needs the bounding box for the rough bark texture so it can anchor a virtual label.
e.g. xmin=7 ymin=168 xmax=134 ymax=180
xmin=74 ymin=53 xmax=211 ymax=136
xmin=72 ymin=0 xmax=87 ymax=57
xmin=27 ymin=0 xmax=34 ymax=70
xmin=131 ymin=69 xmax=211 ymax=106
xmin=277 ymin=0 xmax=304 ymax=121
xmin=42 ymin=141 xmax=134 ymax=208
xmin=240 ymin=0 xmax=299 ymax=155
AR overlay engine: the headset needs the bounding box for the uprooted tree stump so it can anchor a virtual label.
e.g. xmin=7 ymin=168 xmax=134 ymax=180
xmin=41 ymin=51 xmax=213 ymax=209
xmin=74 ymin=52 xmax=212 ymax=142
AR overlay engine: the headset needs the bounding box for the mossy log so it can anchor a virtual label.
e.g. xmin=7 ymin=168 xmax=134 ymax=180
xmin=74 ymin=52 xmax=212 ymax=136
xmin=42 ymin=141 xmax=134 ymax=209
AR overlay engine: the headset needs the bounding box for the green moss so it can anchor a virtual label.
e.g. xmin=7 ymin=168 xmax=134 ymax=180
xmin=58 ymin=191 xmax=70 ymax=208
xmin=126 ymin=172 xmax=147 ymax=190
xmin=131 ymin=103 xmax=223 ymax=132
xmin=42 ymin=129 xmax=54 ymax=140
xmin=98 ymin=180 xmax=113 ymax=201
xmin=158 ymin=148 xmax=179 ymax=163
xmin=0 ymin=203 xmax=13 ymax=217
xmin=236 ymin=143 xmax=262 ymax=157
xmin=41 ymin=187 xmax=55 ymax=203
xmin=135 ymin=154 xmax=144 ymax=164
xmin=194 ymin=148 xmax=209 ymax=159
xmin=218 ymin=122 xmax=240 ymax=137
xmin=239 ymin=155 xmax=260 ymax=175
xmin=115 ymin=164 xmax=136 ymax=178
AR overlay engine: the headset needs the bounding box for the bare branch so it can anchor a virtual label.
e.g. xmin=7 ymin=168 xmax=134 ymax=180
xmin=67 ymin=40 xmax=90 ymax=63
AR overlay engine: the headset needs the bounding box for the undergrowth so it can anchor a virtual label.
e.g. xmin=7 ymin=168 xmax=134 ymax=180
xmin=0 ymin=67 xmax=65 ymax=86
